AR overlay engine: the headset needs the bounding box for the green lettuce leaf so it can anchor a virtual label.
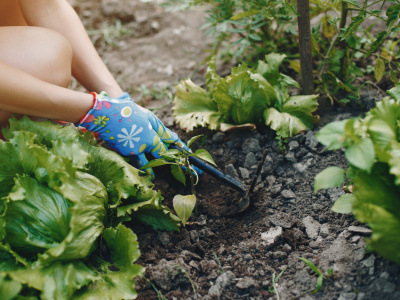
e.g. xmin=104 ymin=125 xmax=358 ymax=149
xmin=205 ymin=55 xmax=221 ymax=92
xmin=0 ymin=273 xmax=22 ymax=300
xmin=256 ymin=53 xmax=287 ymax=86
xmin=83 ymin=146 xmax=155 ymax=207
xmin=264 ymin=95 xmax=319 ymax=137
xmin=118 ymin=191 xmax=180 ymax=231
xmin=173 ymin=79 xmax=222 ymax=131
xmin=7 ymin=261 xmax=96 ymax=300
xmin=0 ymin=117 xmax=178 ymax=299
xmin=213 ymin=64 xmax=273 ymax=125
xmin=256 ymin=53 xmax=300 ymax=105
xmin=38 ymin=172 xmax=106 ymax=264
xmin=2 ymin=175 xmax=71 ymax=258
xmin=2 ymin=172 xmax=106 ymax=263
xmin=0 ymin=131 xmax=81 ymax=202
xmin=75 ymin=225 xmax=144 ymax=300
xmin=4 ymin=116 xmax=156 ymax=207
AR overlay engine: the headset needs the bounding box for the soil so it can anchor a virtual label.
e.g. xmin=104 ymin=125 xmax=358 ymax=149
xmin=71 ymin=1 xmax=400 ymax=299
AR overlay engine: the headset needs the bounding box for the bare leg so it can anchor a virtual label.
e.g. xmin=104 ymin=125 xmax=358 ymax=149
xmin=18 ymin=0 xmax=124 ymax=97
xmin=0 ymin=27 xmax=92 ymax=126
xmin=0 ymin=27 xmax=72 ymax=88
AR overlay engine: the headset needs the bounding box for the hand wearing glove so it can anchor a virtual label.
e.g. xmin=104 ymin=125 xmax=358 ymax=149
xmin=77 ymin=92 xmax=201 ymax=177
xmin=115 ymin=91 xmax=133 ymax=101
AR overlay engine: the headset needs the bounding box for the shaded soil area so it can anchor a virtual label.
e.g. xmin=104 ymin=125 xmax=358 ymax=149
xmin=71 ymin=0 xmax=400 ymax=299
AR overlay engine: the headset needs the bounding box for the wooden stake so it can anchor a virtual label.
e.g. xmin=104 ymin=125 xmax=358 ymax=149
xmin=297 ymin=0 xmax=314 ymax=95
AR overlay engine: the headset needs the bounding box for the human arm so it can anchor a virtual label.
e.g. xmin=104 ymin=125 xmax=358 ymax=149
xmin=0 ymin=60 xmax=92 ymax=123
xmin=18 ymin=0 xmax=124 ymax=97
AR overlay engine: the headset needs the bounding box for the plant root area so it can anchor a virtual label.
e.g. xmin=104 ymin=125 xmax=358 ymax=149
xmin=72 ymin=1 xmax=400 ymax=299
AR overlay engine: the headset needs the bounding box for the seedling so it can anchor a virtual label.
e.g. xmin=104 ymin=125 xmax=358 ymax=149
xmin=268 ymin=266 xmax=287 ymax=300
xmin=212 ymin=250 xmax=225 ymax=274
xmin=298 ymin=257 xmax=328 ymax=294
xmin=142 ymin=135 xmax=217 ymax=226
xmin=174 ymin=265 xmax=198 ymax=298
xmin=146 ymin=279 xmax=168 ymax=300
xmin=275 ymin=130 xmax=289 ymax=153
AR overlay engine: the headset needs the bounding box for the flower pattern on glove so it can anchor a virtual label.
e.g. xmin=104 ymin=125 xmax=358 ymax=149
xmin=117 ymin=124 xmax=143 ymax=148
xmin=77 ymin=92 xmax=193 ymax=177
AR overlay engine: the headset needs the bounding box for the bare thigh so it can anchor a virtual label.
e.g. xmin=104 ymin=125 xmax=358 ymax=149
xmin=0 ymin=26 xmax=73 ymax=127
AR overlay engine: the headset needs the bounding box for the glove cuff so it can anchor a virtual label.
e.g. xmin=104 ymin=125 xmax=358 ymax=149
xmin=76 ymin=92 xmax=98 ymax=126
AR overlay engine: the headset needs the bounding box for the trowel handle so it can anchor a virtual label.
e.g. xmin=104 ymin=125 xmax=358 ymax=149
xmin=169 ymin=145 xmax=247 ymax=194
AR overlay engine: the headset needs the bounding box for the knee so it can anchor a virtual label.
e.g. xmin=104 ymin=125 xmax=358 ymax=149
xmin=37 ymin=28 xmax=73 ymax=87
xmin=0 ymin=26 xmax=73 ymax=87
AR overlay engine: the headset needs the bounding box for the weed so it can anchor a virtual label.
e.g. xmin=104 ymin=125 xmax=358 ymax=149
xmin=87 ymin=20 xmax=132 ymax=49
xmin=275 ymin=131 xmax=289 ymax=153
xmin=268 ymin=266 xmax=287 ymax=300
xmin=146 ymin=279 xmax=168 ymax=300
xmin=212 ymin=250 xmax=225 ymax=274
xmin=174 ymin=265 xmax=198 ymax=298
xmin=298 ymin=257 xmax=334 ymax=294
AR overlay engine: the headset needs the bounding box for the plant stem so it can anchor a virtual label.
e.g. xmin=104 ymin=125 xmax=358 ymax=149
xmin=318 ymin=33 xmax=339 ymax=79
xmin=184 ymin=155 xmax=197 ymax=213
xmin=274 ymin=279 xmax=281 ymax=300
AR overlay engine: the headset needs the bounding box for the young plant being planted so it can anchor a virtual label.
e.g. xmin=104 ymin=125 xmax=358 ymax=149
xmin=142 ymin=135 xmax=217 ymax=226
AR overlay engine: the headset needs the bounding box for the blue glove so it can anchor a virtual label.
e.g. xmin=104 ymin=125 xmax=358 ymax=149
xmin=115 ymin=92 xmax=132 ymax=101
xmin=77 ymin=92 xmax=202 ymax=177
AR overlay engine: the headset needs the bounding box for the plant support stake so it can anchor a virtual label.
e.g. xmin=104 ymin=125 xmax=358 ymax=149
xmin=297 ymin=0 xmax=314 ymax=95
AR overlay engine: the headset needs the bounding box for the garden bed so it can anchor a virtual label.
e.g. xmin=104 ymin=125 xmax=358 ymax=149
xmin=71 ymin=1 xmax=400 ymax=299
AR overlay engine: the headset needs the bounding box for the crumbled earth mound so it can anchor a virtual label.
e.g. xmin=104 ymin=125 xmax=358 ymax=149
xmin=70 ymin=1 xmax=400 ymax=299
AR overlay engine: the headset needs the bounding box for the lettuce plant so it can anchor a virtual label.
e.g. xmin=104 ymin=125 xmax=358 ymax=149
xmin=173 ymin=53 xmax=319 ymax=137
xmin=314 ymin=86 xmax=400 ymax=264
xmin=0 ymin=116 xmax=180 ymax=299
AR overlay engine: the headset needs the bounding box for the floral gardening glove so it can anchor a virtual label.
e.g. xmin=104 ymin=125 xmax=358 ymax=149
xmin=115 ymin=91 xmax=132 ymax=101
xmin=77 ymin=92 xmax=201 ymax=177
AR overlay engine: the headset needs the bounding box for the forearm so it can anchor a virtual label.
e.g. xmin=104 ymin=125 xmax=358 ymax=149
xmin=0 ymin=61 xmax=93 ymax=123
xmin=18 ymin=0 xmax=123 ymax=97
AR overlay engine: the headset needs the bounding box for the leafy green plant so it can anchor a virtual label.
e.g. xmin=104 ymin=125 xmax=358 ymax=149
xmin=0 ymin=116 xmax=180 ymax=299
xmin=160 ymin=0 xmax=400 ymax=105
xmin=173 ymin=54 xmax=319 ymax=136
xmin=314 ymin=85 xmax=400 ymax=264
xmin=158 ymin=0 xmax=298 ymax=61
xmin=142 ymin=135 xmax=216 ymax=225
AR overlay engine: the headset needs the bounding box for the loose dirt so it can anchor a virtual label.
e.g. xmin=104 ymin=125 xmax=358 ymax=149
xmin=71 ymin=1 xmax=400 ymax=299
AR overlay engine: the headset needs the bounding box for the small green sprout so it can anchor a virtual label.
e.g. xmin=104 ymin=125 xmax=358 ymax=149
xmin=142 ymin=135 xmax=217 ymax=226
xmin=298 ymin=257 xmax=331 ymax=294
xmin=268 ymin=266 xmax=287 ymax=300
